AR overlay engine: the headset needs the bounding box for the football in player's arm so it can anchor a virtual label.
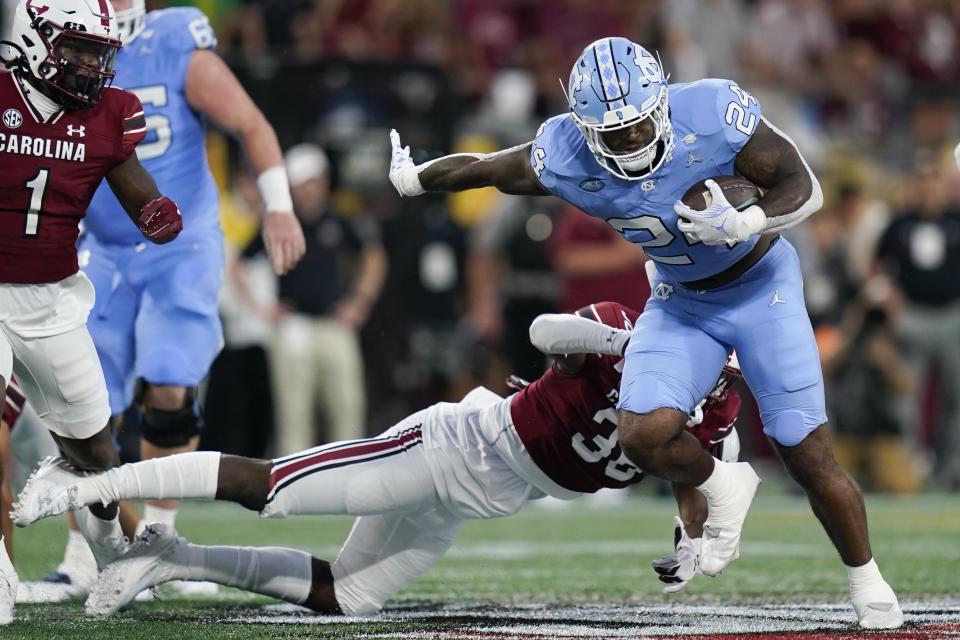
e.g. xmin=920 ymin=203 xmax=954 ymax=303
xmin=13 ymin=301 xmax=742 ymax=615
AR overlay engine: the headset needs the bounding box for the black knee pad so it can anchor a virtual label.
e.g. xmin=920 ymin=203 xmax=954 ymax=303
xmin=140 ymin=388 xmax=204 ymax=448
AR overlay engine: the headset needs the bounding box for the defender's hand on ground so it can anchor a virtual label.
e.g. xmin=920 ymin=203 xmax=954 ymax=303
xmin=651 ymin=516 xmax=701 ymax=593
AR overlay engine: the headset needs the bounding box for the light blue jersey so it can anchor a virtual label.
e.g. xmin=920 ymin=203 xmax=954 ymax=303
xmin=533 ymin=79 xmax=762 ymax=283
xmin=532 ymin=78 xmax=826 ymax=445
xmin=85 ymin=7 xmax=221 ymax=244
xmin=79 ymin=8 xmax=224 ymax=413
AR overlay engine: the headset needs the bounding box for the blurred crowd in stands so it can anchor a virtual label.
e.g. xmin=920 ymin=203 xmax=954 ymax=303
xmin=7 ymin=0 xmax=956 ymax=492
xmin=207 ymin=0 xmax=960 ymax=494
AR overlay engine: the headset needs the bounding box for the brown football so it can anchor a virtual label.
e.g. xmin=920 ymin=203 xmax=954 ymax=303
xmin=681 ymin=175 xmax=762 ymax=212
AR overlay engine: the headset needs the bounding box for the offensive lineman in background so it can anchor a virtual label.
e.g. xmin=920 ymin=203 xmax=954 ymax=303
xmin=13 ymin=302 xmax=743 ymax=615
xmin=27 ymin=0 xmax=306 ymax=599
xmin=0 ymin=0 xmax=184 ymax=623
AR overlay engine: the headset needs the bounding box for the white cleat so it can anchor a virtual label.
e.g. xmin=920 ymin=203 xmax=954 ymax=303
xmin=0 ymin=539 xmax=17 ymax=625
xmin=16 ymin=571 xmax=94 ymax=603
xmin=852 ymin=580 xmax=904 ymax=629
xmin=10 ymin=456 xmax=84 ymax=526
xmin=699 ymin=461 xmax=761 ymax=577
xmin=86 ymin=524 xmax=184 ymax=617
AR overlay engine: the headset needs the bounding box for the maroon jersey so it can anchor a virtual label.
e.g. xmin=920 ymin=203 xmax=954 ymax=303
xmin=0 ymin=70 xmax=146 ymax=284
xmin=510 ymin=301 xmax=741 ymax=494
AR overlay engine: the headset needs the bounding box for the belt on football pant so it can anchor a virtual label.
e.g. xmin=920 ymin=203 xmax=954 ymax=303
xmin=679 ymin=234 xmax=780 ymax=291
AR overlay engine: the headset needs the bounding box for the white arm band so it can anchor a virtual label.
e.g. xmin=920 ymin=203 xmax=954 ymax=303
xmin=256 ymin=165 xmax=294 ymax=214
xmin=529 ymin=314 xmax=630 ymax=356
xmin=753 ymin=116 xmax=823 ymax=235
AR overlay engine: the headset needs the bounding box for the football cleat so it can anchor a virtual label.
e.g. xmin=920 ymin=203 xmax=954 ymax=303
xmin=16 ymin=571 xmax=93 ymax=603
xmin=0 ymin=539 xmax=17 ymax=624
xmin=86 ymin=524 xmax=184 ymax=617
xmin=851 ymin=580 xmax=904 ymax=629
xmin=10 ymin=456 xmax=84 ymax=526
xmin=698 ymin=461 xmax=761 ymax=577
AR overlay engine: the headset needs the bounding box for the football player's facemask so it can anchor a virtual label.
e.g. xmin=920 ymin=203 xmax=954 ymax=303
xmin=114 ymin=0 xmax=146 ymax=42
xmin=7 ymin=0 xmax=121 ymax=109
xmin=567 ymin=37 xmax=673 ymax=181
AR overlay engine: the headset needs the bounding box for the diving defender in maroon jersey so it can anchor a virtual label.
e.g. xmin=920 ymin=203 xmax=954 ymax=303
xmin=0 ymin=0 xmax=183 ymax=615
xmin=13 ymin=302 xmax=743 ymax=617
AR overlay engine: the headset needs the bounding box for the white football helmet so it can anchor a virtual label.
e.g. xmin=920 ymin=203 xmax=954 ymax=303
xmin=114 ymin=0 xmax=146 ymax=42
xmin=6 ymin=0 xmax=121 ymax=107
xmin=567 ymin=37 xmax=673 ymax=180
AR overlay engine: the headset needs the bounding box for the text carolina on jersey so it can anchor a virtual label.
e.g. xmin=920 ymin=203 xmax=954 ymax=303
xmin=0 ymin=133 xmax=86 ymax=162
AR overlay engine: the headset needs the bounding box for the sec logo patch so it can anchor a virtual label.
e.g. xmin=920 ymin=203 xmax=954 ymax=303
xmin=3 ymin=108 xmax=22 ymax=129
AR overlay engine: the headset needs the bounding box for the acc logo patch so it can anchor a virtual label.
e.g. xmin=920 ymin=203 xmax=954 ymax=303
xmin=579 ymin=178 xmax=605 ymax=192
xmin=3 ymin=108 xmax=23 ymax=129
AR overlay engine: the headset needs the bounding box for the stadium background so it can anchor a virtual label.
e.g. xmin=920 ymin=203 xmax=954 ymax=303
xmin=193 ymin=0 xmax=960 ymax=495
xmin=0 ymin=0 xmax=955 ymax=490
xmin=2 ymin=1 xmax=960 ymax=636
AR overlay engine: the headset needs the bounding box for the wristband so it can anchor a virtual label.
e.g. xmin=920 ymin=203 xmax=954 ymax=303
xmin=257 ymin=166 xmax=294 ymax=214
xmin=737 ymin=204 xmax=767 ymax=241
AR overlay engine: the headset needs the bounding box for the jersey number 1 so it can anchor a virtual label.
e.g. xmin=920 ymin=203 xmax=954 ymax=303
xmin=23 ymin=168 xmax=49 ymax=237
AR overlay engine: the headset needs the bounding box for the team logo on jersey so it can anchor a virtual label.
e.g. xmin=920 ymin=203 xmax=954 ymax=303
xmin=579 ymin=178 xmax=605 ymax=192
xmin=653 ymin=282 xmax=674 ymax=301
xmin=66 ymin=124 xmax=85 ymax=137
xmin=682 ymin=133 xmax=697 ymax=145
xmin=2 ymin=109 xmax=22 ymax=129
xmin=686 ymin=151 xmax=702 ymax=167
xmin=640 ymin=180 xmax=656 ymax=191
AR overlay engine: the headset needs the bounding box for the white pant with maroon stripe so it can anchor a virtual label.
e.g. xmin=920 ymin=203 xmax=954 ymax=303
xmin=0 ymin=274 xmax=110 ymax=439
xmin=259 ymin=386 xmax=541 ymax=614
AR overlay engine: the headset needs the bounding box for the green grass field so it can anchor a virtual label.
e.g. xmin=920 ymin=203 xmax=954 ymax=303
xmin=5 ymin=479 xmax=960 ymax=639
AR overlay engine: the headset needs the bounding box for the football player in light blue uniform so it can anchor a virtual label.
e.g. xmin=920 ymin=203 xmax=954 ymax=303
xmin=35 ymin=0 xmax=306 ymax=598
xmin=388 ymin=37 xmax=902 ymax=630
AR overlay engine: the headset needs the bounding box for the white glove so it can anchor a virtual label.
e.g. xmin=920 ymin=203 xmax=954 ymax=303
xmin=389 ymin=129 xmax=426 ymax=197
xmin=674 ymin=179 xmax=766 ymax=246
xmin=650 ymin=516 xmax=702 ymax=593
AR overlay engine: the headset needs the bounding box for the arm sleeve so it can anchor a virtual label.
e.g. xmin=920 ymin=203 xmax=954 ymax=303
xmin=752 ymin=116 xmax=824 ymax=235
xmin=529 ymin=313 xmax=631 ymax=356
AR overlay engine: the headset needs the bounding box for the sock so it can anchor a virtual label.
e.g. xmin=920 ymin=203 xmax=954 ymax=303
xmin=78 ymin=452 xmax=221 ymax=506
xmin=696 ymin=459 xmax=732 ymax=501
xmin=81 ymin=510 xmax=122 ymax=544
xmin=142 ymin=504 xmax=178 ymax=529
xmin=847 ymin=557 xmax=886 ymax=591
xmin=56 ymin=528 xmax=96 ymax=575
xmin=181 ymin=543 xmax=313 ymax=605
